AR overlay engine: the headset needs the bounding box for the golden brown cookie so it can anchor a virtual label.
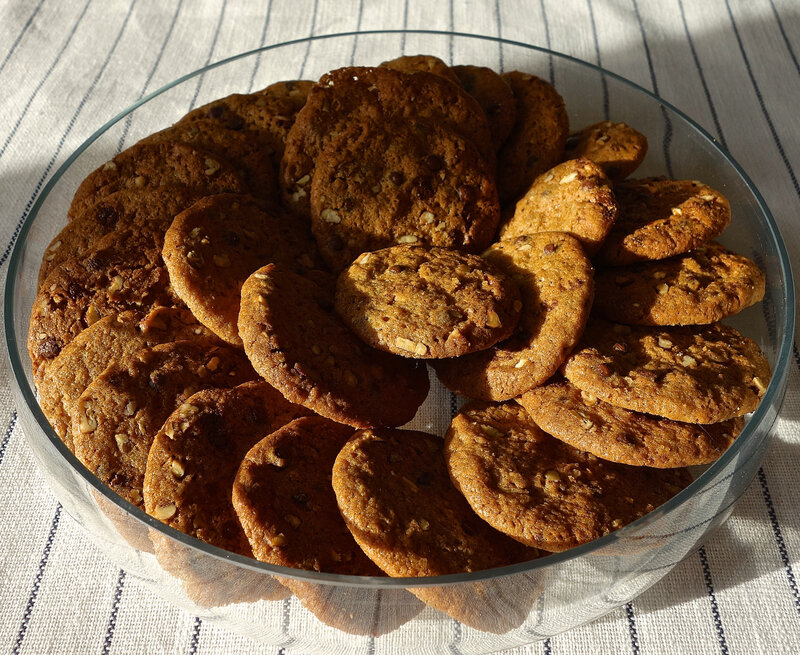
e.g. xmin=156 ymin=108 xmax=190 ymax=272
xmin=593 ymin=241 xmax=766 ymax=325
xmin=162 ymin=193 xmax=326 ymax=345
xmin=334 ymin=246 xmax=521 ymax=358
xmin=444 ymin=400 xmax=694 ymax=552
xmin=309 ymin=120 xmax=500 ymax=272
xmin=238 ymin=263 xmax=429 ymax=428
xmin=499 ymin=158 xmax=617 ymax=255
xmin=562 ymin=319 xmax=771 ymax=423
xmin=67 ymin=141 xmax=248 ymax=221
xmin=38 ymin=308 xmax=217 ymax=449
xmin=595 ymin=178 xmax=731 ymax=266
xmin=496 ymin=71 xmax=569 ymax=203
xmin=563 ymin=121 xmax=648 ymax=181
xmin=433 ymin=232 xmax=594 ymax=401
xmin=380 ymin=54 xmax=460 ymax=85
xmin=72 ymin=341 xmax=256 ymax=507
xmin=519 ymin=377 xmax=744 ymax=467
xmin=452 ymin=64 xmax=517 ymax=151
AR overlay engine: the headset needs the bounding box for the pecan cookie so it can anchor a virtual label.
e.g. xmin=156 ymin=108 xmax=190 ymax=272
xmin=335 ymin=246 xmax=521 ymax=358
xmin=433 ymin=232 xmax=594 ymax=401
xmin=519 ymin=377 xmax=744 ymax=467
xmin=444 ymin=400 xmax=694 ymax=551
xmin=163 ymin=193 xmax=325 ymax=345
xmin=500 ymin=158 xmax=617 ymax=255
xmin=452 ymin=64 xmax=517 ymax=151
xmin=238 ymin=263 xmax=429 ymax=428
xmin=380 ymin=54 xmax=460 ymax=85
xmin=563 ymin=121 xmax=648 ymax=181
xmin=593 ymin=241 xmax=766 ymax=325
xmin=309 ymin=120 xmax=500 ymax=272
xmin=596 ymin=177 xmax=731 ymax=266
xmin=562 ymin=319 xmax=771 ymax=423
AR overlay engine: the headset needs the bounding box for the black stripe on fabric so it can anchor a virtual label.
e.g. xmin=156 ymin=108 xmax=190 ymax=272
xmin=348 ymin=0 xmax=365 ymax=66
xmin=117 ymin=0 xmax=185 ymax=151
xmin=0 ymin=411 xmax=18 ymax=468
xmin=276 ymin=596 xmax=294 ymax=652
xmin=698 ymin=546 xmax=730 ymax=655
xmin=448 ymin=0 xmax=454 ymax=65
xmin=494 ymin=0 xmax=504 ymax=72
xmin=101 ymin=570 xmax=126 ymax=655
xmin=543 ymin=637 xmax=552 ymax=655
xmin=624 ymin=603 xmax=640 ymax=654
xmin=0 ymin=0 xmax=46 ymax=77
xmin=11 ymin=504 xmax=63 ymax=655
xmin=448 ymin=618 xmax=462 ymax=655
xmin=248 ymin=0 xmax=274 ymax=92
xmin=630 ymin=0 xmax=673 ymax=177
xmin=537 ymin=0 xmax=554 ymax=85
xmin=401 ymin=0 xmax=409 ymax=55
xmin=189 ymin=0 xmax=228 ymax=111
xmin=769 ymin=0 xmax=800 ymax=75
xmin=758 ymin=467 xmax=800 ymax=615
xmin=297 ymin=0 xmax=319 ymax=80
xmin=187 ymin=616 xmax=203 ymax=655
xmin=676 ymin=0 xmax=728 ymax=151
xmin=585 ymin=0 xmax=609 ymax=120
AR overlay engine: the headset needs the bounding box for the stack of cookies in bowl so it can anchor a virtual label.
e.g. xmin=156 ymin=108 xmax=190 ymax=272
xmin=28 ymin=53 xmax=771 ymax=628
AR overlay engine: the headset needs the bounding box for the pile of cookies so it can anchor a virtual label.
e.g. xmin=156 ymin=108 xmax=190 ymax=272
xmin=29 ymin=53 xmax=771 ymax=619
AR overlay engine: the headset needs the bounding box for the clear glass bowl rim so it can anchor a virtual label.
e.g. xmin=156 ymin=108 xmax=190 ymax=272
xmin=4 ymin=28 xmax=795 ymax=589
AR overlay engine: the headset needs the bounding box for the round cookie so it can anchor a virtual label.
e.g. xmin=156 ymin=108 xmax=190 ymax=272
xmin=433 ymin=232 xmax=594 ymax=401
xmin=28 ymin=227 xmax=181 ymax=378
xmin=334 ymin=245 xmax=521 ymax=358
xmin=563 ymin=121 xmax=648 ymax=181
xmin=163 ymin=193 xmax=326 ymax=345
xmin=72 ymin=341 xmax=257 ymax=508
xmin=280 ymin=65 xmax=493 ymax=216
xmin=496 ymin=71 xmax=569 ymax=203
xmin=67 ymin=140 xmax=248 ymax=221
xmin=38 ymin=307 xmax=217 ymax=449
xmin=452 ymin=64 xmax=517 ymax=151
xmin=238 ymin=263 xmax=429 ymax=428
xmin=39 ymin=187 xmax=204 ymax=286
xmin=595 ymin=177 xmax=731 ymax=266
xmin=500 ymin=158 xmax=617 ymax=255
xmin=444 ymin=400 xmax=694 ymax=552
xmin=593 ymin=241 xmax=766 ymax=325
xmin=144 ymin=380 xmax=312 ymax=556
xmin=309 ymin=120 xmax=500 ymax=272
xmin=562 ymin=319 xmax=772 ymax=423
xmin=380 ymin=54 xmax=460 ymax=85
xmin=519 ymin=377 xmax=744 ymax=467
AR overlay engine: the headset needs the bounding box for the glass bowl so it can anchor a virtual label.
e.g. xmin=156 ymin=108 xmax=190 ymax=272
xmin=4 ymin=30 xmax=794 ymax=654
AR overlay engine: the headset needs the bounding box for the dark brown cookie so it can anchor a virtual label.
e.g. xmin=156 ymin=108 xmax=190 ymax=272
xmin=38 ymin=307 xmax=217 ymax=449
xmin=380 ymin=54 xmax=460 ymax=85
xmin=500 ymin=157 xmax=617 ymax=255
xmin=595 ymin=177 xmax=731 ymax=266
xmin=452 ymin=64 xmax=517 ymax=151
xmin=280 ymin=66 xmax=493 ymax=216
xmin=309 ymin=120 xmax=500 ymax=272
xmin=163 ymin=193 xmax=326 ymax=345
xmin=496 ymin=71 xmax=569 ymax=203
xmin=67 ymin=141 xmax=248 ymax=221
xmin=71 ymin=341 xmax=256 ymax=507
xmin=593 ymin=241 xmax=766 ymax=325
xmin=444 ymin=400 xmax=694 ymax=551
xmin=563 ymin=121 xmax=648 ymax=181
xmin=519 ymin=377 xmax=744 ymax=467
xmin=562 ymin=319 xmax=772 ymax=423
xmin=238 ymin=263 xmax=429 ymax=428
xmin=334 ymin=246 xmax=521 ymax=358
xmin=433 ymin=232 xmax=594 ymax=401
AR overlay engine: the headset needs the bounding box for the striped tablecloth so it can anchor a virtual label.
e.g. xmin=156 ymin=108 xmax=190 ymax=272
xmin=1 ymin=1 xmax=799 ymax=653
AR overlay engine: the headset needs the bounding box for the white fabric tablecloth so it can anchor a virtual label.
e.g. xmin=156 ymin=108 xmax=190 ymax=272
xmin=1 ymin=1 xmax=799 ymax=653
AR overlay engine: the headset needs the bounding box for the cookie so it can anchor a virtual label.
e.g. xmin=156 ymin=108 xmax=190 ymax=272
xmin=433 ymin=232 xmax=594 ymax=401
xmin=28 ymin=227 xmax=181 ymax=378
xmin=380 ymin=54 xmax=460 ymax=85
xmin=280 ymin=66 xmax=493 ymax=216
xmin=519 ymin=377 xmax=744 ymax=467
xmin=163 ymin=193 xmax=325 ymax=345
xmin=71 ymin=341 xmax=256 ymax=507
xmin=334 ymin=246 xmax=521 ymax=358
xmin=593 ymin=241 xmax=766 ymax=325
xmin=238 ymin=263 xmax=429 ymax=428
xmin=563 ymin=121 xmax=648 ymax=181
xmin=595 ymin=177 xmax=731 ymax=266
xmin=562 ymin=319 xmax=772 ymax=423
xmin=499 ymin=158 xmax=617 ymax=255
xmin=144 ymin=380 xmax=311 ymax=556
xmin=309 ymin=120 xmax=500 ymax=272
xmin=496 ymin=71 xmax=569 ymax=203
xmin=39 ymin=187 xmax=204 ymax=286
xmin=444 ymin=400 xmax=694 ymax=551
xmin=38 ymin=307 xmax=217 ymax=449
xmin=67 ymin=140 xmax=248 ymax=221
xmin=452 ymin=64 xmax=517 ymax=151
